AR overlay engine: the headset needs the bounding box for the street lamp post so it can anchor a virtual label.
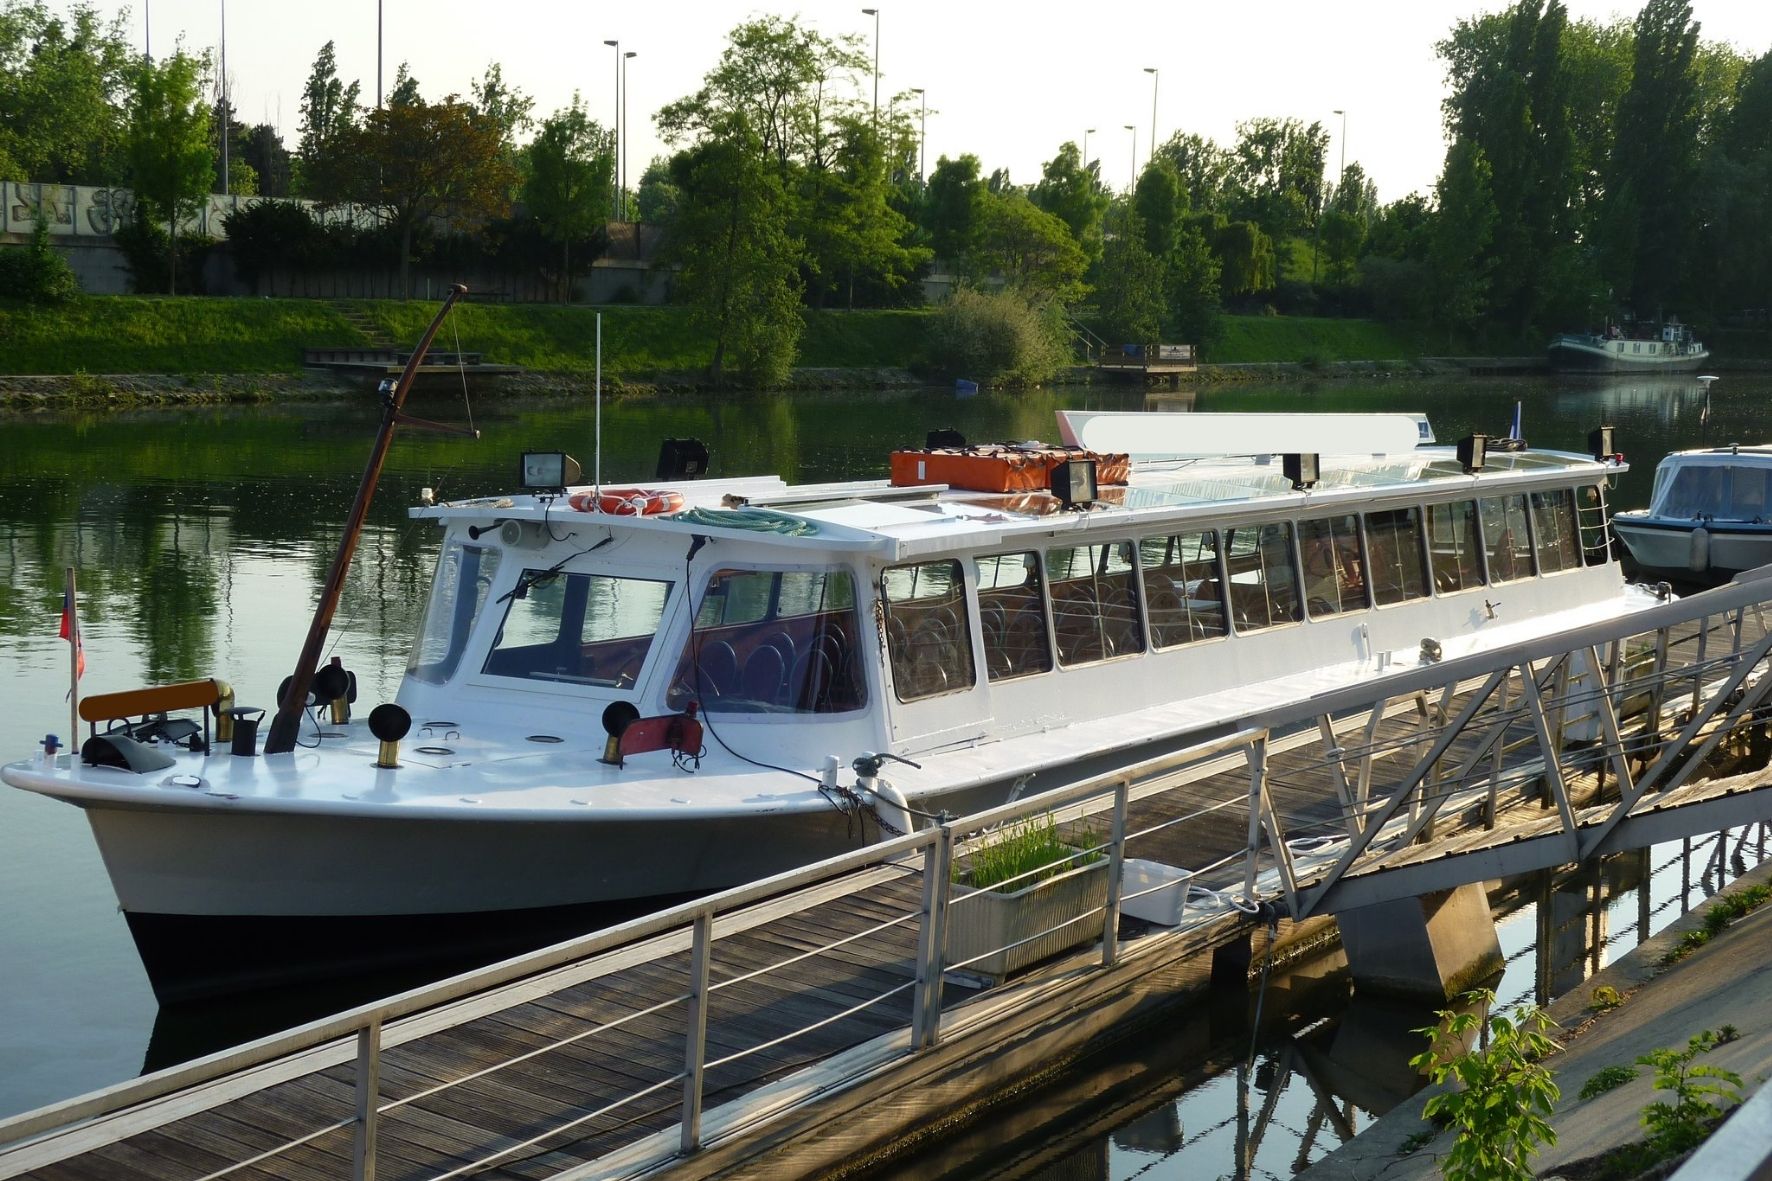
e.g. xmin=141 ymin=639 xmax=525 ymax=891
xmin=861 ymin=8 xmax=880 ymax=127
xmin=219 ymin=0 xmax=228 ymax=195
xmin=603 ymin=39 xmax=622 ymax=221
xmin=376 ymin=0 xmax=382 ymax=107
xmin=1332 ymin=108 xmax=1348 ymax=191
xmin=1144 ymin=67 xmax=1158 ymax=159
xmin=910 ymin=87 xmax=926 ymax=182
xmin=1083 ymin=128 xmax=1095 ymax=184
xmin=622 ymin=51 xmax=636 ymax=220
xmin=1125 ymin=124 xmax=1137 ymax=191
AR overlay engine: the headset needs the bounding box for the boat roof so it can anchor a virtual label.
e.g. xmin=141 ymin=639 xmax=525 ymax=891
xmin=1657 ymin=445 xmax=1772 ymax=464
xmin=412 ymin=414 xmax=1623 ymax=563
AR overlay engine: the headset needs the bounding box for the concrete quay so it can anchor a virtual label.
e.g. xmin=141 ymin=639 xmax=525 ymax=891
xmin=1298 ymin=856 xmax=1772 ymax=1181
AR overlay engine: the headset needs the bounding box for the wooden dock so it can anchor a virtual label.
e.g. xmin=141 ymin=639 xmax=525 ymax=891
xmin=9 ymin=587 xmax=1772 ymax=1180
xmin=1096 ymin=342 xmax=1197 ymax=384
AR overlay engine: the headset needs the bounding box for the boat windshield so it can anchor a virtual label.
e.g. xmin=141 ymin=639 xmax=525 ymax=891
xmin=1651 ymin=462 xmax=1772 ymax=521
xmin=407 ymin=541 xmax=503 ymax=684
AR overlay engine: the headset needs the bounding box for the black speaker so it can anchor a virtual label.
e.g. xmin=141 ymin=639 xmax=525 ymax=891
xmin=1457 ymin=433 xmax=1487 ymax=474
xmin=1589 ymin=425 xmax=1615 ymax=461
xmin=656 ymin=438 xmax=710 ymax=480
xmin=1282 ymin=452 xmax=1319 ymax=490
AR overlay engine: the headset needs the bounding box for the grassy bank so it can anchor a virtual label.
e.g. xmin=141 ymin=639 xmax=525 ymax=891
xmin=0 ymin=294 xmax=1493 ymax=378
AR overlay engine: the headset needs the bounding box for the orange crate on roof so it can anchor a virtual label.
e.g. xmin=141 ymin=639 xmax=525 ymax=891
xmin=889 ymin=444 xmax=1130 ymax=493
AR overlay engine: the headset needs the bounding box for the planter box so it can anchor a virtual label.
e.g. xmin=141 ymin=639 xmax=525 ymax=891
xmin=1119 ymin=859 xmax=1194 ymax=927
xmin=944 ymin=858 xmax=1108 ymax=983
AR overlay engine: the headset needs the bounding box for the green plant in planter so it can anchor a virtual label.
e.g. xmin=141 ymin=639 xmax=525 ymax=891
xmin=959 ymin=814 xmax=1100 ymax=894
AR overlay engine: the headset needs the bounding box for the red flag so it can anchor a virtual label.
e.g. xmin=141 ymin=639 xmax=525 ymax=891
xmin=59 ymin=585 xmax=85 ymax=680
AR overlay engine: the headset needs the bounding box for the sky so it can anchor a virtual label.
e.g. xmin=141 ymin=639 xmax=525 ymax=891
xmin=90 ymin=0 xmax=1772 ymax=204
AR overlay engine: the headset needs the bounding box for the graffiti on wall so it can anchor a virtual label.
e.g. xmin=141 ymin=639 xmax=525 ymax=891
xmin=2 ymin=181 xmax=377 ymax=241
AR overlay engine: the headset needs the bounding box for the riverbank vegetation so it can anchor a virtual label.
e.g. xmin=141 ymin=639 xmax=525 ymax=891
xmin=3 ymin=0 xmax=1769 ymax=386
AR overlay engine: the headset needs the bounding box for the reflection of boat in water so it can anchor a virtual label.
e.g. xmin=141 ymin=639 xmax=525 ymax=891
xmin=1549 ymin=319 xmax=1708 ymax=373
xmin=1613 ymin=444 xmax=1772 ymax=580
xmin=1550 ymin=376 xmax=1709 ymax=424
xmin=3 ymin=400 xmax=1662 ymax=1001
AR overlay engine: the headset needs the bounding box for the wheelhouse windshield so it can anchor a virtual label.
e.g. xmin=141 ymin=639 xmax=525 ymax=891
xmin=482 ymin=571 xmax=673 ymax=688
xmin=407 ymin=541 xmax=503 ymax=684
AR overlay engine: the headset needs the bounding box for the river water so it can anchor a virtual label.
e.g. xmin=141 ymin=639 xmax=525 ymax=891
xmin=0 ymin=373 xmax=1766 ymax=1164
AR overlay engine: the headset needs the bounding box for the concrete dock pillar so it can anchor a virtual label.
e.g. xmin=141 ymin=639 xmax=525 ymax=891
xmin=1335 ymin=882 xmax=1504 ymax=1000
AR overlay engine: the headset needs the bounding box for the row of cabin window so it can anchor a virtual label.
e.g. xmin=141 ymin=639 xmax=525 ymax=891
xmin=882 ymin=485 xmax=1611 ymax=703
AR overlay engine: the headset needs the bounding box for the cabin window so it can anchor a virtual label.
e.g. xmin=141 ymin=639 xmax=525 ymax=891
xmin=1427 ymin=500 xmax=1485 ymax=593
xmin=975 ymin=552 xmax=1053 ymax=681
xmin=1658 ymin=465 xmax=1727 ymax=518
xmin=1222 ymin=522 xmax=1302 ymax=632
xmin=883 ymin=560 xmax=976 ymax=701
xmin=668 ymin=568 xmax=864 ymax=714
xmin=1299 ymin=514 xmax=1368 ymax=618
xmin=1480 ymin=494 xmax=1536 ymax=584
xmin=1529 ymin=489 xmax=1582 ymax=574
xmin=1578 ymin=485 xmax=1611 ymax=566
xmin=408 ymin=542 xmax=504 ymax=684
xmin=482 ymin=571 xmax=672 ymax=688
xmin=1138 ymin=530 xmax=1227 ymax=648
xmin=1046 ymin=542 xmax=1145 ymax=665
xmin=1364 ymin=506 xmax=1430 ymax=605
xmin=1732 ymin=467 xmax=1772 ymax=521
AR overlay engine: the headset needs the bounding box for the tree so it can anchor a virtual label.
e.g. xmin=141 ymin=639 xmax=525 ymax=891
xmin=352 ymin=91 xmax=519 ymax=297
xmin=1030 ymin=142 xmax=1108 ymax=266
xmin=1166 ymin=223 xmax=1223 ymax=349
xmin=797 ymin=114 xmax=928 ymax=308
xmin=1095 ymin=211 xmax=1165 ymax=345
xmin=663 ymin=136 xmax=804 ymax=386
xmin=923 ymin=154 xmax=987 ymax=269
xmin=1430 ymin=137 xmax=1499 ymax=331
xmin=972 ymin=190 xmax=1086 ymax=304
xmin=1319 ymin=209 xmax=1364 ymax=286
xmin=1601 ymin=0 xmax=1701 ymax=312
xmin=1206 ymin=216 xmax=1275 ymax=298
xmin=126 ymin=48 xmax=214 ymax=295
xmin=472 ymin=61 xmax=533 ymax=205
xmin=1154 ymin=131 xmax=1234 ymax=213
xmin=0 ymin=0 xmax=135 ymax=183
xmin=635 ymin=157 xmax=681 ymax=224
xmin=1225 ymin=117 xmax=1328 ymax=248
xmin=239 ymin=123 xmax=293 ymax=197
xmin=523 ymin=96 xmax=614 ymax=300
xmin=386 ymin=62 xmax=421 ymax=108
xmin=295 ymin=40 xmax=360 ymax=205
xmin=1133 ymin=161 xmax=1186 ymax=258
xmin=1438 ymin=1 xmax=1581 ymax=332
xmin=1411 ymin=992 xmax=1560 ymax=1181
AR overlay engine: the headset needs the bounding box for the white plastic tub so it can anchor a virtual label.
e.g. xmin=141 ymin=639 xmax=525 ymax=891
xmin=1120 ymin=859 xmax=1194 ymax=926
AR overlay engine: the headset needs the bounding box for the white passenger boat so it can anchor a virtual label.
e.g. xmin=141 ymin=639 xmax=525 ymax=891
xmin=1613 ymin=444 xmax=1772 ymax=579
xmin=2 ymin=371 xmax=1655 ymax=999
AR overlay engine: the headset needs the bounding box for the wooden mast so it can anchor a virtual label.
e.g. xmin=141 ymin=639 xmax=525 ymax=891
xmin=264 ymin=283 xmax=468 ymax=755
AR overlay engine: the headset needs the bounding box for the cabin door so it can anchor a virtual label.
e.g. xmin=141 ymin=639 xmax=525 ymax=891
xmin=877 ymin=557 xmax=994 ymax=748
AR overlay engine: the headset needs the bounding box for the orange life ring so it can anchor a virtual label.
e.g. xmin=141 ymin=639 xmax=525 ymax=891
xmin=567 ymin=487 xmax=685 ymax=516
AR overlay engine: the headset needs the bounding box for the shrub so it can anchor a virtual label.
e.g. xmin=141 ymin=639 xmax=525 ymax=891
xmin=929 ymin=287 xmax=1071 ymax=386
xmin=1410 ymin=989 xmax=1560 ymax=1181
xmin=0 ymin=219 xmax=80 ymax=303
xmin=115 ymin=216 xmax=213 ymax=294
xmin=1588 ymin=984 xmax=1624 ymax=1012
xmin=1579 ymin=1063 xmax=1637 ymax=1099
xmin=960 ymin=814 xmax=1099 ymax=894
xmin=1638 ymin=1031 xmax=1743 ymax=1156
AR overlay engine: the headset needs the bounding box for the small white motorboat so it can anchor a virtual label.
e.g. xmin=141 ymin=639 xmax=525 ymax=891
xmin=1614 ymin=441 xmax=1772 ymax=579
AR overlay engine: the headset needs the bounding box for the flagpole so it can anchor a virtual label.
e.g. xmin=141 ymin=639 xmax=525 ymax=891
xmin=65 ymin=565 xmax=80 ymax=747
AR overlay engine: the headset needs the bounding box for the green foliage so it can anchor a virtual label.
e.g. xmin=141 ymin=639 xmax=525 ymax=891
xmin=221 ymin=200 xmax=323 ymax=294
xmin=924 ymin=154 xmax=988 ymax=267
xmin=1579 ymin=1063 xmax=1637 ymax=1099
xmin=1095 ymin=213 xmax=1166 ymax=345
xmin=1410 ymin=990 xmax=1561 ymax=1181
xmin=1319 ymin=210 xmax=1364 ymax=287
xmin=1661 ymin=882 xmax=1772 ymax=962
xmin=1030 ymin=141 xmax=1108 ymax=266
xmin=1588 ymin=983 xmax=1624 ymax=1011
xmin=523 ymin=96 xmax=615 ymax=299
xmin=1167 ymin=224 xmax=1223 ymax=350
xmin=126 ymin=48 xmax=215 ymax=295
xmin=1133 ymin=162 xmax=1187 ymax=258
xmin=1430 ymin=138 xmax=1499 ymax=331
xmin=1153 ymin=131 xmax=1234 ymax=213
xmin=352 ymin=91 xmax=520 ymax=298
xmin=929 ymin=287 xmax=1070 ymax=385
xmin=959 ymin=814 xmax=1100 ymax=895
xmin=1224 ymin=117 xmax=1328 ymax=252
xmin=1637 ymin=1030 xmax=1743 ymax=1156
xmin=0 ymin=0 xmax=136 ymax=184
xmin=972 ymin=192 xmax=1086 ymax=306
xmin=0 ymin=216 xmax=78 ymax=301
xmin=294 ymin=40 xmax=360 ymax=205
xmin=635 ymin=157 xmax=681 ymax=224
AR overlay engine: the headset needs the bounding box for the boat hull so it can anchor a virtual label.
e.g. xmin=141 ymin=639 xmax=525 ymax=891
xmin=81 ymin=801 xmax=869 ymax=1000
xmin=1613 ymin=516 xmax=1772 ymax=578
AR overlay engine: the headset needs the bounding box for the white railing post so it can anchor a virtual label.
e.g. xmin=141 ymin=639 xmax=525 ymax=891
xmin=912 ymin=826 xmax=954 ymax=1050
xmin=680 ymin=909 xmax=713 ymax=1155
xmin=353 ymin=1019 xmax=381 ymax=1181
xmin=1102 ymin=779 xmax=1129 ymax=967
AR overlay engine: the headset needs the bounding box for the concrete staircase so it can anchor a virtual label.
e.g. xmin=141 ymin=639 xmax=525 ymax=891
xmin=330 ymin=301 xmax=396 ymax=349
